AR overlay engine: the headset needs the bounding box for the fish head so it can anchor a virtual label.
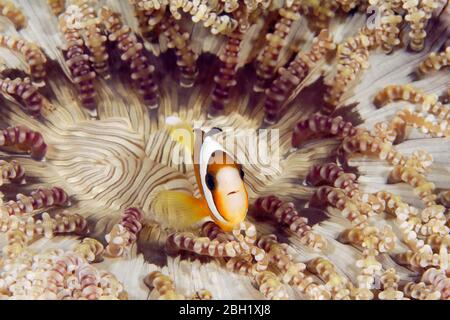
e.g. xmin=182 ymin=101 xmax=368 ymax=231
xmin=203 ymin=151 xmax=248 ymax=231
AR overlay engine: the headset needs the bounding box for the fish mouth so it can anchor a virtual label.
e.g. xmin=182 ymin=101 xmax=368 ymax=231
xmin=227 ymin=190 xmax=238 ymax=196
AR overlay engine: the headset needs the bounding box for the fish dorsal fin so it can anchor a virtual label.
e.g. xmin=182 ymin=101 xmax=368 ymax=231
xmin=204 ymin=127 xmax=222 ymax=138
xmin=165 ymin=116 xmax=194 ymax=156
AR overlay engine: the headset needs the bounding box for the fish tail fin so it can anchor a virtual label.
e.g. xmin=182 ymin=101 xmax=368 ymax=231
xmin=151 ymin=190 xmax=209 ymax=230
xmin=165 ymin=116 xmax=194 ymax=155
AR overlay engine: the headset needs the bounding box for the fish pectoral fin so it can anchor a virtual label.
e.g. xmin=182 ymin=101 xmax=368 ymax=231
xmin=151 ymin=190 xmax=209 ymax=230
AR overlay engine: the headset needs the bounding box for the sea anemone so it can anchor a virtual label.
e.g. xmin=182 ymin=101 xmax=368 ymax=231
xmin=0 ymin=0 xmax=449 ymax=300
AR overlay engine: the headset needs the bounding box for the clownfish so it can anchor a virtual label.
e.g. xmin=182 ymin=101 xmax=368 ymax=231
xmin=152 ymin=116 xmax=248 ymax=232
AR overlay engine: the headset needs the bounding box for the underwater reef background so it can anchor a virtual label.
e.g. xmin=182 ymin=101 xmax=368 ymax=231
xmin=0 ymin=0 xmax=448 ymax=299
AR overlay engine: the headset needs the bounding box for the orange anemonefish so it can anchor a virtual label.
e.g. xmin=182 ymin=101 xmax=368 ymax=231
xmin=152 ymin=116 xmax=248 ymax=232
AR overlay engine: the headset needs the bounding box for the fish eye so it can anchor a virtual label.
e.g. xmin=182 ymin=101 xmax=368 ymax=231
xmin=205 ymin=173 xmax=215 ymax=191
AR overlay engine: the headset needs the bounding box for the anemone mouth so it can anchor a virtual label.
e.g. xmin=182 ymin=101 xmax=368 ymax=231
xmin=0 ymin=0 xmax=448 ymax=300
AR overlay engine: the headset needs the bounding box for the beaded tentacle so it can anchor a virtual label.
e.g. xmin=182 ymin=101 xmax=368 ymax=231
xmin=264 ymin=30 xmax=336 ymax=124
xmin=74 ymin=238 xmax=104 ymax=263
xmin=0 ymin=125 xmax=48 ymax=160
xmin=253 ymin=0 xmax=302 ymax=92
xmin=0 ymin=77 xmax=47 ymax=117
xmin=427 ymin=234 xmax=450 ymax=252
xmin=374 ymin=84 xmax=449 ymax=122
xmin=0 ymin=35 xmax=47 ymax=86
xmin=70 ymin=0 xmax=111 ymax=78
xmin=377 ymin=192 xmax=449 ymax=254
xmin=280 ymin=260 xmax=332 ymax=300
xmin=144 ymin=271 xmax=185 ymax=300
xmin=352 ymin=237 xmax=383 ymax=299
xmin=132 ymin=0 xmax=169 ymax=11
xmin=0 ymin=211 xmax=87 ymax=239
xmin=417 ymin=205 xmax=448 ymax=239
xmin=309 ymin=186 xmax=364 ymax=224
xmin=375 ymin=105 xmax=449 ymax=143
xmin=46 ymin=254 xmax=84 ymax=297
xmin=396 ymin=244 xmax=449 ymax=270
xmin=159 ymin=15 xmax=198 ymax=88
xmin=0 ymin=187 xmax=70 ymax=217
xmin=418 ymin=46 xmax=450 ymax=76
xmin=231 ymin=221 xmax=257 ymax=246
xmin=209 ymin=29 xmax=243 ymax=116
xmin=339 ymin=127 xmax=440 ymax=207
xmin=337 ymin=0 xmax=361 ymax=12
xmin=2 ymin=229 xmax=28 ymax=259
xmin=378 ymin=268 xmax=405 ymax=300
xmin=437 ymin=190 xmax=450 ymax=208
xmin=374 ymin=84 xmax=430 ymax=107
xmin=369 ymin=0 xmax=403 ymax=53
xmin=167 ymin=221 xmax=267 ymax=275
xmin=75 ymin=260 xmax=103 ymax=299
xmin=299 ymin=0 xmax=340 ymax=32
xmin=403 ymin=0 xmax=439 ymax=52
xmin=51 ymin=211 xmax=88 ymax=236
xmin=166 ymin=231 xmax=248 ymax=257
xmin=255 ymin=271 xmax=289 ymax=300
xmin=264 ymin=239 xmax=318 ymax=290
xmin=48 ymin=0 xmax=65 ymax=16
xmin=169 ymin=0 xmax=238 ymax=35
xmin=0 ymin=0 xmax=26 ymax=29
xmin=100 ymin=7 xmax=160 ymax=109
xmin=1 ymin=245 xmax=126 ymax=299
xmin=104 ymin=207 xmax=143 ymax=257
xmin=59 ymin=12 xmax=97 ymax=109
xmin=392 ymin=108 xmax=449 ymax=138
xmin=252 ymin=195 xmax=328 ymax=251
xmin=292 ymin=114 xmax=360 ymax=148
xmin=421 ymin=268 xmax=450 ymax=299
xmin=120 ymin=207 xmax=144 ymax=244
xmin=340 ymin=224 xmax=397 ymax=253
xmin=371 ymin=121 xmax=397 ymax=144
xmin=388 ymin=164 xmax=438 ymax=206
xmin=130 ymin=0 xmax=166 ymax=40
xmin=323 ymin=30 xmax=372 ymax=114
xmin=256 ymin=234 xmax=291 ymax=271
xmin=104 ymin=224 xmax=131 ymax=258
xmin=0 ymin=160 xmax=25 ymax=186
xmin=341 ymin=225 xmax=395 ymax=300
xmin=226 ymin=256 xmax=258 ymax=276
xmin=306 ymin=162 xmax=385 ymax=219
xmin=307 ymin=257 xmax=352 ymax=299
xmin=190 ymin=289 xmax=213 ymax=300
xmin=305 ymin=163 xmax=359 ymax=197
xmin=339 ymin=131 xmax=408 ymax=167
xmin=403 ymin=281 xmax=441 ymax=300
xmin=376 ymin=191 xmax=422 ymax=248
xmin=201 ymin=220 xmax=235 ymax=242
xmin=98 ymin=270 xmax=127 ymax=299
